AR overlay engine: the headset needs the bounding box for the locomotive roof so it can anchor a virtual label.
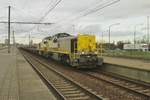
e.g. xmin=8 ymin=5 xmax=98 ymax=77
xmin=53 ymin=33 xmax=71 ymax=38
xmin=43 ymin=36 xmax=52 ymax=40
xmin=42 ymin=33 xmax=71 ymax=41
xmin=58 ymin=36 xmax=76 ymax=40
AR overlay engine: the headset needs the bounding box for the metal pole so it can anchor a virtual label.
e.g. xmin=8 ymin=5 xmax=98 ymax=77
xmin=72 ymin=24 xmax=75 ymax=34
xmin=147 ymin=16 xmax=149 ymax=44
xmin=101 ymin=31 xmax=104 ymax=56
xmin=102 ymin=31 xmax=104 ymax=43
xmin=29 ymin=33 xmax=30 ymax=47
xmin=133 ymin=23 xmax=143 ymax=50
xmin=12 ymin=30 xmax=15 ymax=46
xmin=8 ymin=6 xmax=11 ymax=53
xmin=108 ymin=23 xmax=120 ymax=50
xmin=134 ymin=26 xmax=136 ymax=50
xmin=108 ymin=27 xmax=111 ymax=49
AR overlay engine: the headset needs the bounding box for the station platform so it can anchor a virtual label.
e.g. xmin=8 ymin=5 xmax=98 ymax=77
xmin=103 ymin=56 xmax=150 ymax=71
xmin=0 ymin=47 xmax=56 ymax=100
xmin=102 ymin=56 xmax=150 ymax=83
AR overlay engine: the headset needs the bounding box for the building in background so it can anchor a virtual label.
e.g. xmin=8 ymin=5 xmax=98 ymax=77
xmin=123 ymin=44 xmax=149 ymax=51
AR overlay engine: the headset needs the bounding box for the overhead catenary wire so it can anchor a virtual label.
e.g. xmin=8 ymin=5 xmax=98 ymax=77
xmin=38 ymin=0 xmax=62 ymax=22
xmin=39 ymin=0 xmax=120 ymax=34
xmin=1 ymin=1 xmax=55 ymax=39
xmin=1 ymin=0 xmax=61 ymax=35
xmin=28 ymin=0 xmax=62 ymax=33
xmin=0 ymin=0 xmax=120 ymax=42
xmin=0 ymin=21 xmax=53 ymax=25
xmin=59 ymin=0 xmax=120 ymax=27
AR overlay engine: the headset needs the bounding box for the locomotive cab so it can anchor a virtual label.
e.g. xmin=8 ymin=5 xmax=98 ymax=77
xmin=69 ymin=34 xmax=103 ymax=68
xmin=38 ymin=33 xmax=103 ymax=68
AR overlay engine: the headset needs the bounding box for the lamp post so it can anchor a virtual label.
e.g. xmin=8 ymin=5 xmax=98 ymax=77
xmin=101 ymin=31 xmax=104 ymax=56
xmin=29 ymin=33 xmax=31 ymax=47
xmin=147 ymin=16 xmax=149 ymax=44
xmin=72 ymin=24 xmax=75 ymax=34
xmin=8 ymin=6 xmax=11 ymax=53
xmin=133 ymin=23 xmax=143 ymax=49
xmin=108 ymin=23 xmax=120 ymax=49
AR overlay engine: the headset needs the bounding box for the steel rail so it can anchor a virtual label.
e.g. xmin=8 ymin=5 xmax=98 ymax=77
xmin=21 ymin=50 xmax=105 ymax=100
xmin=83 ymin=71 xmax=150 ymax=99
xmin=21 ymin=51 xmax=67 ymax=100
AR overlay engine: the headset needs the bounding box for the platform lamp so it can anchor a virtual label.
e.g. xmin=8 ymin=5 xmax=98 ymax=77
xmin=133 ymin=23 xmax=144 ymax=50
xmin=108 ymin=23 xmax=120 ymax=50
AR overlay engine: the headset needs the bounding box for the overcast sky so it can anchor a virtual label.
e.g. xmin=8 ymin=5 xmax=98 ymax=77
xmin=0 ymin=0 xmax=150 ymax=44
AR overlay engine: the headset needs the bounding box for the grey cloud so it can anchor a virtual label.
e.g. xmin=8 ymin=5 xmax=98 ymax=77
xmin=79 ymin=24 xmax=101 ymax=33
xmin=0 ymin=0 xmax=150 ymax=43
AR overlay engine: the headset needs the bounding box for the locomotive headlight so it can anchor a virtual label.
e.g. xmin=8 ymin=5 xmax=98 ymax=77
xmin=95 ymin=51 xmax=98 ymax=54
xmin=81 ymin=51 xmax=85 ymax=54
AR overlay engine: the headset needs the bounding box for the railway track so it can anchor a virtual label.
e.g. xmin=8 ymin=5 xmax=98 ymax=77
xmin=0 ymin=47 xmax=7 ymax=50
xmin=21 ymin=50 xmax=105 ymax=100
xmin=20 ymin=49 xmax=150 ymax=99
xmin=83 ymin=70 xmax=150 ymax=99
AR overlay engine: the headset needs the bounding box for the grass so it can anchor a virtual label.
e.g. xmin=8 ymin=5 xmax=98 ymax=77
xmin=103 ymin=50 xmax=150 ymax=60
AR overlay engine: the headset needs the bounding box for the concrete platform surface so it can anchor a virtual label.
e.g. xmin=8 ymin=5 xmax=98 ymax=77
xmin=104 ymin=56 xmax=150 ymax=71
xmin=0 ymin=47 xmax=56 ymax=100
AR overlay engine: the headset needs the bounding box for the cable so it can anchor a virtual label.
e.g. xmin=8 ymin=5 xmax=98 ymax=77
xmin=0 ymin=21 xmax=53 ymax=25
xmin=8 ymin=0 xmax=61 ymax=34
xmin=38 ymin=0 xmax=62 ymax=22
xmin=29 ymin=0 xmax=62 ymax=33
xmin=47 ymin=0 xmax=120 ymax=33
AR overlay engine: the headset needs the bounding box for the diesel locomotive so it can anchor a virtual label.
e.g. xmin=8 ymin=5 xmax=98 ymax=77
xmin=29 ymin=33 xmax=103 ymax=68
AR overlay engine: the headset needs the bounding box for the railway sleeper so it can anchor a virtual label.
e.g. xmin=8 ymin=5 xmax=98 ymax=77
xmin=62 ymin=90 xmax=81 ymax=94
xmin=56 ymin=85 xmax=74 ymax=89
xmin=145 ymin=93 xmax=150 ymax=96
xmin=65 ymin=93 xmax=86 ymax=97
xmin=52 ymin=81 xmax=69 ymax=84
xmin=60 ymin=88 xmax=78 ymax=91
xmin=132 ymin=87 xmax=144 ymax=90
xmin=110 ymin=79 xmax=121 ymax=82
xmin=126 ymin=85 xmax=138 ymax=88
xmin=54 ymin=84 xmax=71 ymax=87
xmin=141 ymin=89 xmax=150 ymax=93
xmin=67 ymin=96 xmax=90 ymax=100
